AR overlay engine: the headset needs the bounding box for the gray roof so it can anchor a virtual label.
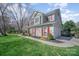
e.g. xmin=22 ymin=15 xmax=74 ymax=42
xmin=46 ymin=9 xmax=60 ymax=16
xmin=28 ymin=21 xmax=56 ymax=28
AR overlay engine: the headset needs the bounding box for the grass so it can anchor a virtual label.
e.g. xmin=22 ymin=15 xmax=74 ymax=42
xmin=0 ymin=35 xmax=79 ymax=56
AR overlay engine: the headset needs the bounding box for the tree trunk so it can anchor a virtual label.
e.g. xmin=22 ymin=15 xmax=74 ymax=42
xmin=1 ymin=14 xmax=7 ymax=36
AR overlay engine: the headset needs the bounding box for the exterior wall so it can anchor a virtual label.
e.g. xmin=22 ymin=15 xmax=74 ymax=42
xmin=53 ymin=10 xmax=62 ymax=38
xmin=42 ymin=15 xmax=48 ymax=23
xmin=54 ymin=24 xmax=61 ymax=38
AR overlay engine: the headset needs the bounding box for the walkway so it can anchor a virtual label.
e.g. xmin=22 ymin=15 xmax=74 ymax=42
xmin=18 ymin=35 xmax=79 ymax=47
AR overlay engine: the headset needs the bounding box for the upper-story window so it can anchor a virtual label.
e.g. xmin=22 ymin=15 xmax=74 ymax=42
xmin=48 ymin=15 xmax=55 ymax=22
xmin=34 ymin=16 xmax=41 ymax=25
xmin=35 ymin=17 xmax=38 ymax=23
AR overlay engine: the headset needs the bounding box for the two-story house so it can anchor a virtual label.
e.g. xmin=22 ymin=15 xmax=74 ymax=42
xmin=28 ymin=9 xmax=62 ymax=38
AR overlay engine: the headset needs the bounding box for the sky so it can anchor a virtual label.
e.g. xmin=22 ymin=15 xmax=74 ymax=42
xmin=30 ymin=3 xmax=79 ymax=23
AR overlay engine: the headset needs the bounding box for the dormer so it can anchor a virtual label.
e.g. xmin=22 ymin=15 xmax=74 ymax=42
xmin=47 ymin=9 xmax=61 ymax=22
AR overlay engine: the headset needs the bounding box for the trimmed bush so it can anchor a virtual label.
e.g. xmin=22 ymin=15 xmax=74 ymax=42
xmin=48 ymin=33 xmax=55 ymax=40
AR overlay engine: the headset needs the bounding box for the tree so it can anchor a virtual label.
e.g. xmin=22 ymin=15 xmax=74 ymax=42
xmin=0 ymin=3 xmax=9 ymax=36
xmin=62 ymin=20 xmax=76 ymax=36
xmin=76 ymin=22 xmax=79 ymax=28
xmin=71 ymin=22 xmax=79 ymax=38
xmin=7 ymin=3 xmax=33 ymax=33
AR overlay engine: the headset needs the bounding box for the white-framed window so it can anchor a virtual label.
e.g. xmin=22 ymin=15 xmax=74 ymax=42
xmin=48 ymin=15 xmax=55 ymax=22
xmin=34 ymin=16 xmax=41 ymax=25
xmin=35 ymin=17 xmax=38 ymax=23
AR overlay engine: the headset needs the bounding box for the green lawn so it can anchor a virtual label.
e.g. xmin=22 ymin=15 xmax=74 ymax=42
xmin=0 ymin=35 xmax=79 ymax=56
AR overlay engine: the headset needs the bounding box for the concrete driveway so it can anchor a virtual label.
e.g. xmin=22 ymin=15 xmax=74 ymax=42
xmin=18 ymin=35 xmax=79 ymax=47
xmin=54 ymin=37 xmax=79 ymax=47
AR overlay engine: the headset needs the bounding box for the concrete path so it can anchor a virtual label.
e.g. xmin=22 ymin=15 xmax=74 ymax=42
xmin=18 ymin=35 xmax=79 ymax=47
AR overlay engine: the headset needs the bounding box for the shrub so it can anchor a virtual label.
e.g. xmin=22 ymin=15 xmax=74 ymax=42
xmin=0 ymin=33 xmax=2 ymax=37
xmin=61 ymin=30 xmax=71 ymax=37
xmin=22 ymin=31 xmax=29 ymax=36
xmin=7 ymin=27 xmax=16 ymax=33
xmin=40 ymin=36 xmax=47 ymax=40
xmin=75 ymin=32 xmax=79 ymax=38
xmin=47 ymin=33 xmax=55 ymax=40
xmin=71 ymin=27 xmax=79 ymax=38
